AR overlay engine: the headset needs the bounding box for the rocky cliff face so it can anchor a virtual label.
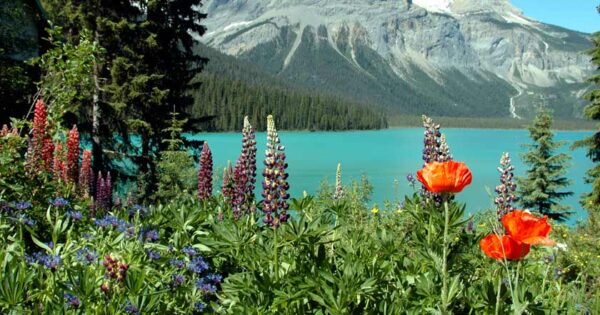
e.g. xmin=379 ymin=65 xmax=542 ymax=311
xmin=199 ymin=0 xmax=593 ymax=118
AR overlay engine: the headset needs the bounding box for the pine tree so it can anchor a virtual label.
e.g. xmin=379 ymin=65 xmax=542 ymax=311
xmin=573 ymin=7 xmax=600 ymax=224
xmin=517 ymin=106 xmax=572 ymax=221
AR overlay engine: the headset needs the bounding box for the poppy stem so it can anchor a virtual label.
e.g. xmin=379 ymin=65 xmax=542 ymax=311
xmin=441 ymin=200 xmax=450 ymax=312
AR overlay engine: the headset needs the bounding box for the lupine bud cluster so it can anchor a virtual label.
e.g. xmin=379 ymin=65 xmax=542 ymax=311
xmin=221 ymin=162 xmax=234 ymax=205
xmin=0 ymin=124 xmax=8 ymax=136
xmin=261 ymin=115 xmax=290 ymax=228
xmin=102 ymin=255 xmax=128 ymax=282
xmin=495 ymin=152 xmax=518 ymax=219
xmin=437 ymin=134 xmax=452 ymax=162
xmin=95 ymin=172 xmax=113 ymax=212
xmin=333 ymin=163 xmax=344 ymax=200
xmin=198 ymin=142 xmax=213 ymax=201
xmin=79 ymin=150 xmax=93 ymax=197
xmin=66 ymin=126 xmax=80 ymax=184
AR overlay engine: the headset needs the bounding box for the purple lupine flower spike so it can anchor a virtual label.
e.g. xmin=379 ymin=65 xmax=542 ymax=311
xmin=198 ymin=142 xmax=213 ymax=200
xmin=232 ymin=156 xmax=247 ymax=219
xmin=495 ymin=152 xmax=517 ymax=219
xmin=261 ymin=115 xmax=290 ymax=228
xmin=96 ymin=172 xmax=105 ymax=212
xmin=242 ymin=116 xmax=257 ymax=197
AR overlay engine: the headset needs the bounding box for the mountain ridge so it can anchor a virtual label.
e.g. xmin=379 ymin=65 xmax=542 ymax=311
xmin=198 ymin=0 xmax=593 ymax=119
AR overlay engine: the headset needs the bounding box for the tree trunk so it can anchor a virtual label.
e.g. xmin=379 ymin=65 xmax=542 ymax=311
xmin=92 ymin=30 xmax=103 ymax=172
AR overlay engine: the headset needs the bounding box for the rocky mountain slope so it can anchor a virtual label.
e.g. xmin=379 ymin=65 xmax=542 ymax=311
xmin=198 ymin=0 xmax=593 ymax=119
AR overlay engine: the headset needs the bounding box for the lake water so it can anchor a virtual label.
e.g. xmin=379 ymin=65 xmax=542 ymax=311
xmin=192 ymin=128 xmax=593 ymax=225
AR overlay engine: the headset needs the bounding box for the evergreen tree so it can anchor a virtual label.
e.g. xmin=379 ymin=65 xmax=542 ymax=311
xmin=39 ymin=0 xmax=208 ymax=198
xmin=518 ymin=106 xmax=572 ymax=221
xmin=573 ymin=6 xmax=600 ymax=224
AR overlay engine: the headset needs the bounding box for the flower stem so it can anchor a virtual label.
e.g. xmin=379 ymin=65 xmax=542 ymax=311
xmin=274 ymin=227 xmax=279 ymax=282
xmin=495 ymin=274 xmax=502 ymax=315
xmin=441 ymin=200 xmax=450 ymax=312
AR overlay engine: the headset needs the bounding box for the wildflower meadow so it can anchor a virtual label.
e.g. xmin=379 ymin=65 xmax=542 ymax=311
xmin=0 ymin=99 xmax=599 ymax=314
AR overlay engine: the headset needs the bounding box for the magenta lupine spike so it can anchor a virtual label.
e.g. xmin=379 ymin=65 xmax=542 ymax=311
xmin=198 ymin=142 xmax=213 ymax=201
xmin=222 ymin=162 xmax=235 ymax=206
xmin=53 ymin=142 xmax=66 ymax=182
xmin=495 ymin=153 xmax=518 ymax=220
xmin=232 ymin=156 xmax=248 ymax=219
xmin=261 ymin=115 xmax=290 ymax=228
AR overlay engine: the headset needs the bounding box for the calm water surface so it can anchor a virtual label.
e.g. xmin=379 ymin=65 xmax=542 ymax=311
xmin=191 ymin=128 xmax=593 ymax=225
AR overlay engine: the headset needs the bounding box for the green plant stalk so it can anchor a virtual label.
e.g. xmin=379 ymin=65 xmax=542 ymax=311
xmin=495 ymin=273 xmax=502 ymax=315
xmin=274 ymin=226 xmax=279 ymax=282
xmin=441 ymin=200 xmax=450 ymax=313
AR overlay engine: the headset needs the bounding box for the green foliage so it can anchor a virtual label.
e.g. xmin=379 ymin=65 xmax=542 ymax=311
xmin=517 ymin=106 xmax=573 ymax=221
xmin=155 ymin=113 xmax=197 ymax=202
xmin=30 ymin=26 xmax=102 ymax=129
xmin=574 ymin=22 xmax=600 ymax=225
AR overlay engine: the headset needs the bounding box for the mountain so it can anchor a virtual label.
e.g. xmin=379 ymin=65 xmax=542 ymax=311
xmin=190 ymin=44 xmax=388 ymax=131
xmin=198 ymin=0 xmax=593 ymax=119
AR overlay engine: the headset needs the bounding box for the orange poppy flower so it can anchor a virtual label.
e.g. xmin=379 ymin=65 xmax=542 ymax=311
xmin=416 ymin=161 xmax=472 ymax=193
xmin=501 ymin=210 xmax=555 ymax=246
xmin=480 ymin=234 xmax=531 ymax=260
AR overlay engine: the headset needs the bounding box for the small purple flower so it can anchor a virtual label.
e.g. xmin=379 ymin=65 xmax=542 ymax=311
xmin=14 ymin=201 xmax=32 ymax=210
xmin=142 ymin=229 xmax=159 ymax=242
xmin=146 ymin=250 xmax=161 ymax=260
xmin=187 ymin=256 xmax=209 ymax=274
xmin=50 ymin=197 xmax=69 ymax=207
xmin=128 ymin=204 xmax=148 ymax=219
xmin=46 ymin=241 xmax=54 ymax=249
xmin=182 ymin=245 xmax=197 ymax=257
xmin=64 ymin=293 xmax=81 ymax=308
xmin=66 ymin=211 xmax=83 ymax=221
xmin=124 ymin=301 xmax=140 ymax=314
xmin=205 ymin=273 xmax=223 ymax=284
xmin=28 ymin=252 xmax=61 ymax=270
xmin=17 ymin=214 xmax=36 ymax=226
xmin=406 ymin=173 xmax=416 ymax=186
xmin=195 ymin=279 xmax=217 ymax=294
xmin=171 ymin=274 xmax=185 ymax=288
xmin=194 ymin=302 xmax=206 ymax=312
xmin=76 ymin=247 xmax=98 ymax=265
xmin=170 ymin=259 xmax=186 ymax=269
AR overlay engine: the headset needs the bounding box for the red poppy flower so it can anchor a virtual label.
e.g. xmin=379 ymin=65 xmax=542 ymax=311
xmin=501 ymin=210 xmax=555 ymax=246
xmin=416 ymin=161 xmax=472 ymax=193
xmin=480 ymin=234 xmax=531 ymax=260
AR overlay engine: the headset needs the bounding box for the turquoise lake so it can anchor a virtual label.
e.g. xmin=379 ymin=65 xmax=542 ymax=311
xmin=192 ymin=128 xmax=593 ymax=225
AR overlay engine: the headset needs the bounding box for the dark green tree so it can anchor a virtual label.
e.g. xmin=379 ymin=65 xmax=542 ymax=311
xmin=574 ymin=7 xmax=600 ymax=224
xmin=39 ymin=0 xmax=207 ymax=198
xmin=518 ymin=106 xmax=572 ymax=221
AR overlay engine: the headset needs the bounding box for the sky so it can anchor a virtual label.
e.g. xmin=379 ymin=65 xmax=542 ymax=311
xmin=511 ymin=0 xmax=600 ymax=33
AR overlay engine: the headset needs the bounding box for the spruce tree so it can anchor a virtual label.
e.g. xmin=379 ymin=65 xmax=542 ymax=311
xmin=573 ymin=7 xmax=600 ymax=224
xmin=517 ymin=106 xmax=572 ymax=221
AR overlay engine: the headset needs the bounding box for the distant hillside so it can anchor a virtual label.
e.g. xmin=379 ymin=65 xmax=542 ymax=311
xmin=191 ymin=44 xmax=388 ymax=131
xmin=200 ymin=0 xmax=593 ymax=120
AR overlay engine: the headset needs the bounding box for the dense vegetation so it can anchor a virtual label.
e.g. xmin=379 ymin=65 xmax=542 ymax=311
xmin=1 ymin=1 xmax=600 ymax=314
xmin=1 ymin=108 xmax=600 ymax=313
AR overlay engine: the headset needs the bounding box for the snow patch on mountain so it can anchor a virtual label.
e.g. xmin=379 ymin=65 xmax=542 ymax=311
xmin=413 ymin=0 xmax=454 ymax=14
